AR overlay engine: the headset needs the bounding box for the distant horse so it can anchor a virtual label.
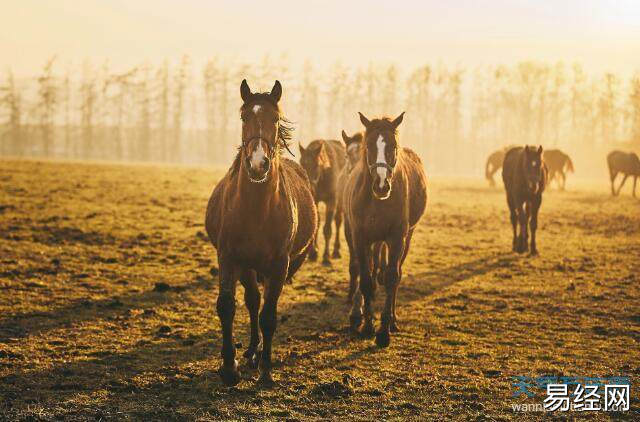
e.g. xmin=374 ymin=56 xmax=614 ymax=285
xmin=607 ymin=150 xmax=640 ymax=197
xmin=543 ymin=149 xmax=574 ymax=190
xmin=299 ymin=138 xmax=346 ymax=264
xmin=205 ymin=80 xmax=317 ymax=386
xmin=502 ymin=146 xmax=547 ymax=255
xmin=336 ymin=131 xmax=387 ymax=303
xmin=343 ymin=112 xmax=427 ymax=347
xmin=485 ymin=145 xmax=517 ymax=186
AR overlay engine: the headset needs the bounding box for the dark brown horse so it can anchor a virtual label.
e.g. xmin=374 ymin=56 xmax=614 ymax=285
xmin=502 ymin=146 xmax=547 ymax=255
xmin=543 ymin=149 xmax=574 ymax=190
xmin=607 ymin=150 xmax=640 ymax=197
xmin=336 ymin=131 xmax=387 ymax=303
xmin=205 ymin=80 xmax=317 ymax=386
xmin=299 ymin=139 xmax=346 ymax=264
xmin=343 ymin=112 xmax=427 ymax=348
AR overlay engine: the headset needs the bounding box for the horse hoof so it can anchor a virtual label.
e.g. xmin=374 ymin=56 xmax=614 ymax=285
xmin=322 ymin=257 xmax=331 ymax=266
xmin=308 ymin=252 xmax=318 ymax=262
xmin=332 ymin=250 xmax=341 ymax=259
xmin=529 ymin=249 xmax=539 ymax=257
xmin=257 ymin=372 xmax=275 ymax=387
xmin=375 ymin=330 xmax=391 ymax=348
xmin=218 ymin=362 xmax=241 ymax=386
xmin=390 ymin=322 xmax=400 ymax=333
xmin=361 ymin=321 xmax=375 ymax=338
xmin=349 ymin=314 xmax=362 ymax=333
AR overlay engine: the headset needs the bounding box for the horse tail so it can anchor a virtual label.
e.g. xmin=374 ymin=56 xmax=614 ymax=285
xmin=565 ymin=155 xmax=574 ymax=173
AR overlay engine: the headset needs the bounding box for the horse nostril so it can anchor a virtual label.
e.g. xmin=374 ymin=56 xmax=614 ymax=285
xmin=263 ymin=156 xmax=271 ymax=170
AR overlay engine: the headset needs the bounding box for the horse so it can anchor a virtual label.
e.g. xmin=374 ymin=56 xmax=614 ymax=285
xmin=543 ymin=149 xmax=574 ymax=190
xmin=607 ymin=150 xmax=640 ymax=197
xmin=502 ymin=146 xmax=547 ymax=255
xmin=343 ymin=112 xmax=427 ymax=348
xmin=205 ymin=80 xmax=317 ymax=386
xmin=336 ymin=130 xmax=386 ymax=303
xmin=299 ymin=138 xmax=346 ymax=264
xmin=485 ymin=145 xmax=517 ymax=186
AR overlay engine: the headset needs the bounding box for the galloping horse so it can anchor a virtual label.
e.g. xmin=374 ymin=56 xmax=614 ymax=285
xmin=205 ymin=80 xmax=317 ymax=386
xmin=543 ymin=149 xmax=574 ymax=190
xmin=299 ymin=139 xmax=346 ymax=264
xmin=607 ymin=150 xmax=640 ymax=197
xmin=343 ymin=112 xmax=427 ymax=348
xmin=502 ymin=146 xmax=547 ymax=255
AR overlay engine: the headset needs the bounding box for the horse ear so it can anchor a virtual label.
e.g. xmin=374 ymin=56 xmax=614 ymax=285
xmin=270 ymin=80 xmax=282 ymax=103
xmin=313 ymin=142 xmax=325 ymax=156
xmin=341 ymin=130 xmax=349 ymax=144
xmin=240 ymin=79 xmax=251 ymax=103
xmin=537 ymin=145 xmax=543 ymax=154
xmin=359 ymin=112 xmax=371 ymax=128
xmin=391 ymin=111 xmax=405 ymax=129
xmin=298 ymin=142 xmax=305 ymax=154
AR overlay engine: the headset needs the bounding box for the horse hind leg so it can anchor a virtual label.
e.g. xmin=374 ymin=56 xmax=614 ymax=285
xmin=332 ymin=209 xmax=342 ymax=259
xmin=322 ymin=201 xmax=336 ymax=265
xmin=609 ymin=170 xmax=618 ymax=196
xmin=507 ymin=195 xmax=518 ymax=252
xmin=239 ymin=269 xmax=261 ymax=368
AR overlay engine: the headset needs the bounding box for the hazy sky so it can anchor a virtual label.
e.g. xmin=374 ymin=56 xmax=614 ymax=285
xmin=2 ymin=0 xmax=639 ymax=75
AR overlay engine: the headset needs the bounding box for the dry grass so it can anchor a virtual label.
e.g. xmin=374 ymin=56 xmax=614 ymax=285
xmin=0 ymin=159 xmax=638 ymax=420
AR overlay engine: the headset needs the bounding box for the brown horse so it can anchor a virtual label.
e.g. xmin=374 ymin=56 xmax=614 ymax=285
xmin=502 ymin=146 xmax=547 ymax=255
xmin=485 ymin=145 xmax=517 ymax=186
xmin=299 ymin=139 xmax=346 ymax=264
xmin=336 ymin=131 xmax=387 ymax=303
xmin=343 ymin=112 xmax=427 ymax=348
xmin=607 ymin=150 xmax=640 ymax=197
xmin=205 ymin=80 xmax=317 ymax=386
xmin=543 ymin=149 xmax=574 ymax=190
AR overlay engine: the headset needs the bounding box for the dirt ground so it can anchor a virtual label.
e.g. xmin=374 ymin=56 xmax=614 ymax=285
xmin=0 ymin=159 xmax=638 ymax=421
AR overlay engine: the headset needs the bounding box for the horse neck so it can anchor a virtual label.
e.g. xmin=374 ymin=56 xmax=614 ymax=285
xmin=236 ymin=156 xmax=281 ymax=208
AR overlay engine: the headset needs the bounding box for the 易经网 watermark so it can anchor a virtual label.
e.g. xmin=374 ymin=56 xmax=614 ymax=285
xmin=511 ymin=376 xmax=631 ymax=412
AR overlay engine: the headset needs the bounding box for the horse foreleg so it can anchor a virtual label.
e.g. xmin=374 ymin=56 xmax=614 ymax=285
xmin=376 ymin=235 xmax=405 ymax=348
xmin=610 ymin=171 xmax=618 ymax=196
xmin=391 ymin=229 xmax=414 ymax=333
xmin=617 ymin=174 xmax=629 ymax=196
xmin=345 ymin=220 xmax=359 ymax=306
xmin=633 ymin=176 xmax=637 ymax=198
xmin=507 ymin=194 xmax=518 ymax=252
xmin=529 ymin=195 xmax=542 ymax=256
xmin=216 ymin=257 xmax=240 ymax=386
xmin=517 ymin=202 xmax=529 ymax=254
xmin=239 ymin=269 xmax=260 ymax=368
xmin=332 ymin=209 xmax=342 ymax=259
xmin=322 ymin=201 xmax=335 ymax=265
xmin=257 ymin=260 xmax=287 ymax=385
xmin=355 ymin=236 xmax=375 ymax=337
xmin=560 ymin=171 xmax=566 ymax=191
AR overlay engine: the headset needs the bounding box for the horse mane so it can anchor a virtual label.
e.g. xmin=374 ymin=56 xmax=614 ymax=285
xmin=230 ymin=95 xmax=294 ymax=176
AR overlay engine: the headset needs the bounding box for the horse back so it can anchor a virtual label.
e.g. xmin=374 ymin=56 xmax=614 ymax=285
xmin=608 ymin=150 xmax=640 ymax=175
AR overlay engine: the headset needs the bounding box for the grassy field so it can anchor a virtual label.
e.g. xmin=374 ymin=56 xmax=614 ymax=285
xmin=0 ymin=159 xmax=638 ymax=420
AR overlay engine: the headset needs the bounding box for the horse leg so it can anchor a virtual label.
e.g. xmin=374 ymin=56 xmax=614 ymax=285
xmin=216 ymin=257 xmax=240 ymax=386
xmin=507 ymin=194 xmax=518 ymax=252
xmin=332 ymin=208 xmax=342 ymax=259
xmin=322 ymin=200 xmax=336 ymax=265
xmin=610 ymin=171 xmax=618 ymax=196
xmin=355 ymin=236 xmax=375 ymax=337
xmin=391 ymin=229 xmax=414 ymax=333
xmin=529 ymin=195 xmax=542 ymax=256
xmin=561 ymin=171 xmax=566 ymax=191
xmin=239 ymin=269 xmax=260 ymax=368
xmin=309 ymin=201 xmax=319 ymax=261
xmin=257 ymin=259 xmax=288 ymax=385
xmin=517 ymin=202 xmax=529 ymax=254
xmin=376 ymin=235 xmax=405 ymax=348
xmin=345 ymin=220 xmax=359 ymax=306
xmin=633 ymin=176 xmax=637 ymax=198
xmin=617 ymin=174 xmax=629 ymax=196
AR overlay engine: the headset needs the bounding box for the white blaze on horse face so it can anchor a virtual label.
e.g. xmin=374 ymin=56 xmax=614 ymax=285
xmin=252 ymin=104 xmax=261 ymax=114
xmin=376 ymin=134 xmax=387 ymax=188
xmin=250 ymin=141 xmax=266 ymax=170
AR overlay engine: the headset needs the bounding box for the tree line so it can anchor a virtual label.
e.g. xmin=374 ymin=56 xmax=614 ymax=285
xmin=1 ymin=56 xmax=639 ymax=176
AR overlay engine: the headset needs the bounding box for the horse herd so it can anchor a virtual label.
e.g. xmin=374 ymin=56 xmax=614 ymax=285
xmin=204 ymin=80 xmax=639 ymax=386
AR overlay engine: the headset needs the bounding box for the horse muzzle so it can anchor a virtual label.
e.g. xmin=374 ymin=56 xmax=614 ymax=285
xmin=370 ymin=163 xmax=393 ymax=200
xmin=245 ymin=155 xmax=271 ymax=183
